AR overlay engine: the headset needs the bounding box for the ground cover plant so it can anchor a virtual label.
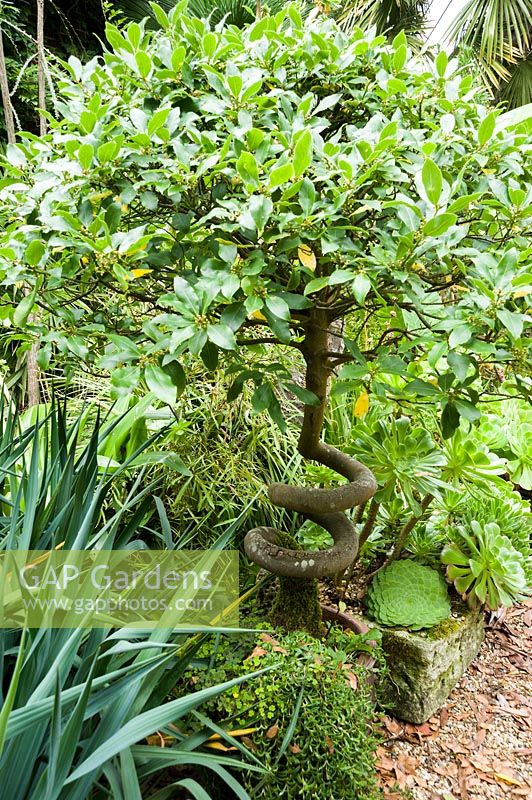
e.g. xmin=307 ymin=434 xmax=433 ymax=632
xmin=184 ymin=626 xmax=382 ymax=800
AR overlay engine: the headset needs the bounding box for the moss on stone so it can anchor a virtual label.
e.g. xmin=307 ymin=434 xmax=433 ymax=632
xmin=424 ymin=615 xmax=465 ymax=640
xmin=269 ymin=531 xmax=322 ymax=637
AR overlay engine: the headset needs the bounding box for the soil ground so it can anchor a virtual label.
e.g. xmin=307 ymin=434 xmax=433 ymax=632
xmin=374 ymin=600 xmax=532 ymax=799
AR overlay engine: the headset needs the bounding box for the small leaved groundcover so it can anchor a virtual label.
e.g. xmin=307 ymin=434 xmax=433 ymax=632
xmin=367 ymin=560 xmax=451 ymax=630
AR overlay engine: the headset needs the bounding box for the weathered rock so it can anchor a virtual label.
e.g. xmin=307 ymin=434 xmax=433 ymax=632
xmin=374 ymin=606 xmax=485 ymax=723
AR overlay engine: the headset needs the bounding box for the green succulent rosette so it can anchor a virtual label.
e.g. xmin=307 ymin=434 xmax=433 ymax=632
xmin=366 ymin=560 xmax=451 ymax=629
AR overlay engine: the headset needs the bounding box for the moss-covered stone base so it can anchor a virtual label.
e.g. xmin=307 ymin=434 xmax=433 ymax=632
xmin=270 ymin=575 xmax=323 ymax=637
xmin=268 ymin=531 xmax=322 ymax=637
xmin=374 ymin=605 xmax=484 ymax=723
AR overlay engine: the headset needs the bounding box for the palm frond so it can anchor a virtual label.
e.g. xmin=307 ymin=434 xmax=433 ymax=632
xmin=339 ymin=0 xmax=430 ymax=42
xmin=108 ymin=0 xmax=175 ymax=22
xmin=446 ymin=0 xmax=532 ymax=107
xmin=499 ymin=54 xmax=532 ymax=108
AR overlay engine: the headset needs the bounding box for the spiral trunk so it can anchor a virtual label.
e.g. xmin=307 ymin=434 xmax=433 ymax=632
xmin=244 ymin=310 xmax=377 ymax=633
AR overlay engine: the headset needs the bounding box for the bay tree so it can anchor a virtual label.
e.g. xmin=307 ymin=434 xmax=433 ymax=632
xmin=0 ymin=2 xmax=530 ymax=631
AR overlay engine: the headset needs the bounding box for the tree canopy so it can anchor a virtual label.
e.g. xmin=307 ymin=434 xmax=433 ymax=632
xmin=0 ymin=2 xmax=530 ymax=436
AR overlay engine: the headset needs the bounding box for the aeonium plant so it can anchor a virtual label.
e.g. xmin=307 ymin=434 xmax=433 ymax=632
xmin=0 ymin=3 xmax=530 ymax=633
xmin=442 ymin=521 xmax=528 ymax=609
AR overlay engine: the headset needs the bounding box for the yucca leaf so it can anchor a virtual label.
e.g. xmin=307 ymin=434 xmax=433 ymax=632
xmin=65 ymin=667 xmax=272 ymax=783
xmin=119 ymin=748 xmax=143 ymax=800
xmin=0 ymin=627 xmax=27 ymax=757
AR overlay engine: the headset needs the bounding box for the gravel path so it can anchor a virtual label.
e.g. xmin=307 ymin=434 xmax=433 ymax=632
xmin=376 ymin=600 xmax=532 ymax=799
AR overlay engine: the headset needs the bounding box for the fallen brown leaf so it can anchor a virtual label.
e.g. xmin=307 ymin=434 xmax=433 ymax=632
xmin=247 ymin=646 xmax=268 ymax=659
xmin=345 ymin=671 xmax=358 ymax=690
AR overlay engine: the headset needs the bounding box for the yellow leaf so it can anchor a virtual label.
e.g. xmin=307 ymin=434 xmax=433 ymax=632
xmin=298 ymin=245 xmax=316 ymax=271
xmin=207 ymin=728 xmax=257 ymax=742
xmin=248 ymin=309 xmax=267 ymax=321
xmin=494 ymin=773 xmax=522 ymax=787
xmin=354 ymin=390 xmax=369 ymax=418
xmin=204 ymin=742 xmax=238 ymax=752
xmin=513 ymin=287 xmax=530 ymax=299
xmin=130 ymin=268 xmax=152 ymax=279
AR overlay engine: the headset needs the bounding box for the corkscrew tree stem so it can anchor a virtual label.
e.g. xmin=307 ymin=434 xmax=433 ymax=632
xmin=244 ymin=310 xmax=377 ymax=633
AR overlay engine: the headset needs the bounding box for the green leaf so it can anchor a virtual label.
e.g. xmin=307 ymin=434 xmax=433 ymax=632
xmin=247 ymin=195 xmax=273 ymax=234
xmin=13 ymin=290 xmax=37 ymax=327
xmin=352 ymin=274 xmax=371 ymax=304
xmin=304 ymin=276 xmax=329 ymax=295
xmin=264 ymin=295 xmax=290 ymax=321
xmin=405 ymin=378 xmax=441 ymax=397
xmin=79 ymin=110 xmax=96 ymax=133
xmin=237 ymin=152 xmax=259 ymax=188
xmin=496 ymin=308 xmax=523 ymax=339
xmin=221 ymin=302 xmax=247 ymax=331
xmin=269 ymin=162 xmax=293 ymax=188
xmin=78 ymin=143 xmax=94 ymax=170
xmin=252 ymin=383 xmax=273 ymax=413
xmin=299 ymin=178 xmax=316 ymax=214
xmin=147 ymin=108 xmax=170 ymax=136
xmin=447 ymin=352 xmax=471 ymax=382
xmin=140 ymin=191 xmax=158 ymax=210
xmin=135 ymin=51 xmax=152 ymax=78
xmin=478 ymin=112 xmax=496 ymax=147
xmin=0 ymin=628 xmax=26 ymax=757
xmin=441 ymin=402 xmax=460 ymax=438
xmin=422 ymin=158 xmax=442 ymax=206
xmin=97 ymin=140 xmax=121 ymax=163
xmin=145 ymin=364 xmax=177 ymax=405
xmin=200 ymin=341 xmax=218 ymax=371
xmin=105 ymin=23 xmax=130 ymax=53
xmin=150 ymin=3 xmax=170 ymax=28
xmin=423 ymin=213 xmax=457 ymax=238
xmin=285 ymin=383 xmax=320 ymax=406
xmin=25 ymin=239 xmax=45 ymax=266
xmin=449 ymin=325 xmax=471 ymax=349
xmin=207 ymin=323 xmax=236 ymax=350
xmin=454 ymin=398 xmax=480 ymax=422
xmin=162 ymin=359 xmax=186 ymax=395
xmin=120 ymin=749 xmax=142 ymax=800
xmin=111 ymin=365 xmax=140 ymax=396
xmin=435 ymin=50 xmax=448 ymax=77
xmin=293 ymin=130 xmax=313 ymax=177
xmin=393 ymin=44 xmax=407 ymax=72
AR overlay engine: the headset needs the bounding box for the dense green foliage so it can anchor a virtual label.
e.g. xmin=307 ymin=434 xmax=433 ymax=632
xmin=0 ymin=4 xmax=530 ymax=438
xmin=366 ymin=560 xmax=451 ymax=629
xmin=0 ymin=402 xmax=268 ymax=800
xmin=0 ymin=0 xmax=105 ymax=138
xmin=0 ymin=4 xmax=530 ymax=798
xmin=317 ymin=389 xmax=531 ymax=575
xmin=187 ymin=627 xmax=381 ymax=800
